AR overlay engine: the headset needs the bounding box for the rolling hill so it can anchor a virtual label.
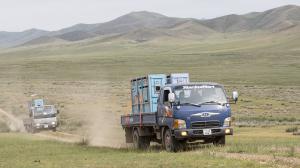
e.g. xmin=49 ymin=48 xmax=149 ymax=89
xmin=201 ymin=5 xmax=300 ymax=32
xmin=0 ymin=5 xmax=299 ymax=48
xmin=0 ymin=29 xmax=49 ymax=48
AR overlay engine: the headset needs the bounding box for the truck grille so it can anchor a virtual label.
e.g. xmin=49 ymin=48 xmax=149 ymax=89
xmin=191 ymin=121 xmax=220 ymax=129
xmin=193 ymin=130 xmax=203 ymax=135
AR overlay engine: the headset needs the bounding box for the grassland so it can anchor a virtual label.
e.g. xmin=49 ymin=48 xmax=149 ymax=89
xmin=0 ymin=126 xmax=299 ymax=168
xmin=0 ymin=30 xmax=299 ymax=126
xmin=0 ymin=30 xmax=299 ymax=167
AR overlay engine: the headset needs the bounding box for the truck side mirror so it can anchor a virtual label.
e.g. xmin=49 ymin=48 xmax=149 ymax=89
xmin=232 ymin=91 xmax=239 ymax=103
xmin=168 ymin=93 xmax=175 ymax=103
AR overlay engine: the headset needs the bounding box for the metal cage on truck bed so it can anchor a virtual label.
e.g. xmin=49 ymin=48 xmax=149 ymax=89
xmin=121 ymin=73 xmax=190 ymax=127
xmin=131 ymin=74 xmax=166 ymax=114
xmin=130 ymin=73 xmax=190 ymax=114
xmin=166 ymin=73 xmax=189 ymax=84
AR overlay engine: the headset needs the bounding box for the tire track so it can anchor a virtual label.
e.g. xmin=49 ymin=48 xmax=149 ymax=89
xmin=34 ymin=131 xmax=82 ymax=143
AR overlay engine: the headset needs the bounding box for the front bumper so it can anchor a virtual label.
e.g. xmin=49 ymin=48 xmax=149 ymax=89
xmin=34 ymin=123 xmax=57 ymax=129
xmin=173 ymin=127 xmax=233 ymax=139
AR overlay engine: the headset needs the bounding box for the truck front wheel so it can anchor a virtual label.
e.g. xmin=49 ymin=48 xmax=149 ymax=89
xmin=30 ymin=126 xmax=36 ymax=134
xmin=132 ymin=130 xmax=150 ymax=149
xmin=163 ymin=129 xmax=180 ymax=152
xmin=213 ymin=135 xmax=225 ymax=146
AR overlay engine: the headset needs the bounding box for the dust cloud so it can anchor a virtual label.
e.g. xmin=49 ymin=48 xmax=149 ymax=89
xmin=0 ymin=108 xmax=25 ymax=132
xmin=0 ymin=80 xmax=128 ymax=148
xmin=84 ymin=103 xmax=127 ymax=148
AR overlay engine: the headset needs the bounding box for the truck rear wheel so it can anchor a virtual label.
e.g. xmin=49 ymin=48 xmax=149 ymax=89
xmin=213 ymin=135 xmax=225 ymax=146
xmin=163 ymin=129 xmax=180 ymax=152
xmin=132 ymin=130 xmax=150 ymax=149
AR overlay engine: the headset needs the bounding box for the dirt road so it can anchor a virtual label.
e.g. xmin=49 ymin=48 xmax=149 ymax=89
xmin=34 ymin=131 xmax=82 ymax=143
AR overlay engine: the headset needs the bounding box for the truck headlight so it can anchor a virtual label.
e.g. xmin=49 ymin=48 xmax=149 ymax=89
xmin=173 ymin=119 xmax=186 ymax=129
xmin=36 ymin=123 xmax=40 ymax=127
xmin=51 ymin=121 xmax=56 ymax=125
xmin=223 ymin=117 xmax=231 ymax=127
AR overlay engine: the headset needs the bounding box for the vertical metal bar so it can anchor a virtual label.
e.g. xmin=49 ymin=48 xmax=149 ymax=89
xmin=140 ymin=78 xmax=144 ymax=128
xmin=137 ymin=78 xmax=140 ymax=113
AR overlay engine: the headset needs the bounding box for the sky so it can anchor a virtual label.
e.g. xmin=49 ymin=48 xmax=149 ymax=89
xmin=1 ymin=0 xmax=300 ymax=32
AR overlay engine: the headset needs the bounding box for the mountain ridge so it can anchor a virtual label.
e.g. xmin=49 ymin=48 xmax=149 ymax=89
xmin=1 ymin=5 xmax=299 ymax=48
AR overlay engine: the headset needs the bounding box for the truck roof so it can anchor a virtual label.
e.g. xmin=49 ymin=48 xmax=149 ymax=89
xmin=165 ymin=82 xmax=222 ymax=87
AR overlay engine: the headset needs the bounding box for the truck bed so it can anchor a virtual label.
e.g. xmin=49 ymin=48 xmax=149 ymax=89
xmin=121 ymin=112 xmax=157 ymax=127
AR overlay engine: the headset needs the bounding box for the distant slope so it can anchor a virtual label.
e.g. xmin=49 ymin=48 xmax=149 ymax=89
xmin=22 ymin=36 xmax=66 ymax=46
xmin=52 ymin=23 xmax=100 ymax=35
xmin=0 ymin=29 xmax=49 ymax=48
xmin=169 ymin=20 xmax=217 ymax=38
xmin=119 ymin=28 xmax=172 ymax=42
xmin=56 ymin=31 xmax=96 ymax=41
xmin=201 ymin=5 xmax=300 ymax=32
xmin=0 ymin=5 xmax=300 ymax=48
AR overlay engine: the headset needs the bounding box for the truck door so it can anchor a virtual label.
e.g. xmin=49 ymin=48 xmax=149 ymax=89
xmin=157 ymin=87 xmax=172 ymax=117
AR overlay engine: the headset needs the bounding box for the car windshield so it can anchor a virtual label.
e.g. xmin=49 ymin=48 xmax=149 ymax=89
xmin=174 ymin=85 xmax=227 ymax=105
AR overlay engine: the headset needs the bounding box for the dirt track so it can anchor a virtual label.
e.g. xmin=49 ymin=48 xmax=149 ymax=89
xmin=0 ymin=108 xmax=81 ymax=143
xmin=34 ymin=131 xmax=83 ymax=143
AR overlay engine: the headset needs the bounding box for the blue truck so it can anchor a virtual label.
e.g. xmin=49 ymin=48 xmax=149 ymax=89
xmin=121 ymin=73 xmax=238 ymax=152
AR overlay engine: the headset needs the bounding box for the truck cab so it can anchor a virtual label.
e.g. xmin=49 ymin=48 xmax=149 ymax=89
xmin=157 ymin=83 xmax=237 ymax=151
xmin=24 ymin=99 xmax=59 ymax=133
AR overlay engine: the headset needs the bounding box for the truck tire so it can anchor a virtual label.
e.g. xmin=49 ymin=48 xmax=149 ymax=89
xmin=132 ymin=130 xmax=150 ymax=149
xmin=52 ymin=127 xmax=57 ymax=132
xmin=24 ymin=125 xmax=29 ymax=132
xmin=30 ymin=126 xmax=36 ymax=134
xmin=142 ymin=137 xmax=150 ymax=149
xmin=163 ymin=129 xmax=180 ymax=152
xmin=213 ymin=135 xmax=225 ymax=146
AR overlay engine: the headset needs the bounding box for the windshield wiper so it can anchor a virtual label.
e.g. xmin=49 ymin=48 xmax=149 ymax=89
xmin=200 ymin=101 xmax=224 ymax=106
xmin=179 ymin=102 xmax=202 ymax=107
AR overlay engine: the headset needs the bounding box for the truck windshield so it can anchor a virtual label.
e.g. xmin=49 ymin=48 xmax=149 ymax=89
xmin=33 ymin=106 xmax=56 ymax=119
xmin=174 ymin=85 xmax=227 ymax=105
xmin=34 ymin=113 xmax=56 ymax=119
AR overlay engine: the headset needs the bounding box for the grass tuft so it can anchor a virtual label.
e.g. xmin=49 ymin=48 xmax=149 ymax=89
xmin=285 ymin=126 xmax=298 ymax=133
xmin=77 ymin=137 xmax=90 ymax=146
